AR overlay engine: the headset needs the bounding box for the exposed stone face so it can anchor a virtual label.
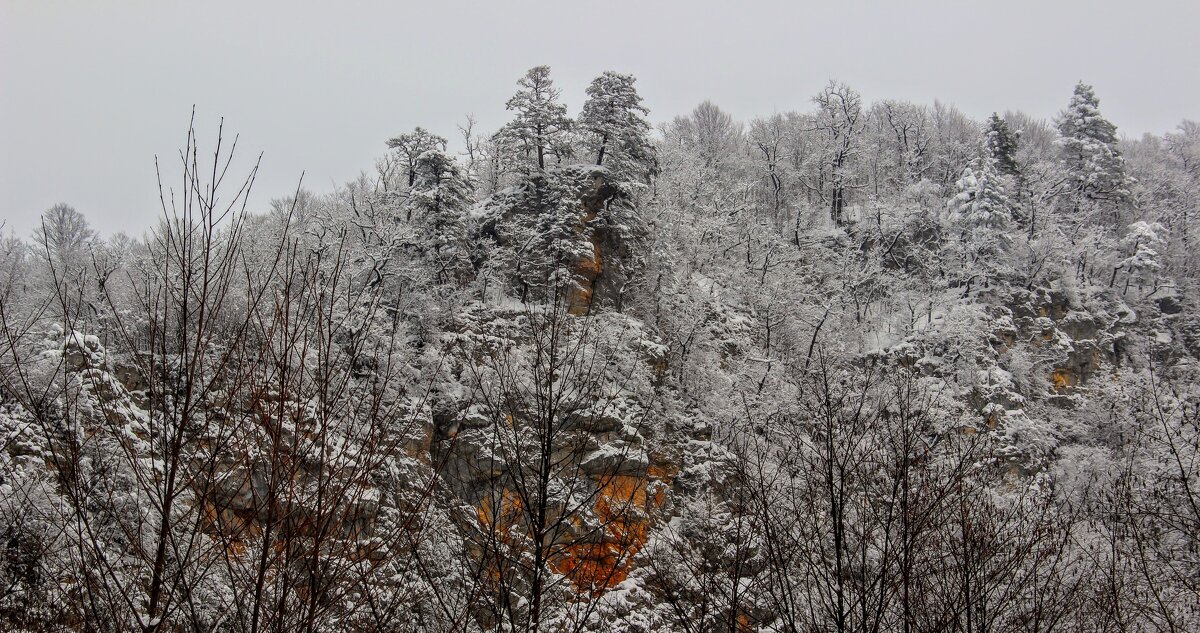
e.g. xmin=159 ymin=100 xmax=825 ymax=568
xmin=580 ymin=441 xmax=650 ymax=476
xmin=568 ymin=238 xmax=604 ymax=316
xmin=1000 ymin=286 xmax=1126 ymax=394
xmin=550 ymin=469 xmax=671 ymax=592
xmin=440 ymin=427 xmax=510 ymax=494
xmin=23 ymin=328 xmax=443 ymax=577
xmin=14 ymin=292 xmax=684 ymax=620
xmin=568 ymin=169 xmax=622 ymax=315
xmin=419 ymin=303 xmax=682 ymax=594
xmin=476 ymin=166 xmax=638 ymax=314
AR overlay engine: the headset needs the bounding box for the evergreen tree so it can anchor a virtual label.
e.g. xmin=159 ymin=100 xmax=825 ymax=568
xmin=985 ymin=112 xmax=1020 ymax=176
xmin=485 ymin=167 xmax=599 ymax=303
xmin=579 ymin=71 xmax=655 ymax=182
xmin=386 ymin=127 xmax=449 ymax=187
xmin=495 ymin=66 xmax=573 ymax=174
xmin=948 ymin=153 xmax=1012 ymax=231
xmin=1116 ymin=220 xmax=1167 ymax=294
xmin=1055 ymin=82 xmax=1130 ymax=203
xmin=408 ymin=149 xmax=474 ymax=283
xmin=947 ymin=152 xmax=1014 ymax=288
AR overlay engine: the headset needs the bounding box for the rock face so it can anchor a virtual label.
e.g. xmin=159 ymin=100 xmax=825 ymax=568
xmin=431 ymin=305 xmax=679 ymax=594
xmin=550 ymin=466 xmax=673 ymax=592
xmin=1006 ymin=287 xmax=1126 ymax=393
xmin=865 ymin=282 xmax=1145 ymax=467
xmin=18 ymin=326 xmax=445 ymax=587
xmin=405 ymin=168 xmax=678 ymax=596
xmin=477 ymin=166 xmax=641 ymax=317
xmin=568 ymin=174 xmax=606 ymax=315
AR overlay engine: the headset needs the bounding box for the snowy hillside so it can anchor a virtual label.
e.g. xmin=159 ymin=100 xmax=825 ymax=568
xmin=1 ymin=69 xmax=1198 ymax=632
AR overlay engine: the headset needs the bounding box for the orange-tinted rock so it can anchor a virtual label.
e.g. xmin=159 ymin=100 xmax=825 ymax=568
xmin=1051 ymin=369 xmax=1074 ymax=393
xmin=475 ymin=487 xmax=525 ymax=531
xmin=468 ymin=462 xmax=676 ymax=596
xmin=549 ymin=466 xmax=675 ymax=593
xmin=568 ymin=235 xmax=605 ymax=316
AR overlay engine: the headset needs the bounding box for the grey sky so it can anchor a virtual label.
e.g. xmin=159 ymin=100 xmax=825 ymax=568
xmin=2 ymin=0 xmax=1197 ymax=238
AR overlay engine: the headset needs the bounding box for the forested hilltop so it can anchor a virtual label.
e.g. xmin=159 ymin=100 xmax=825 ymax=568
xmin=2 ymin=66 xmax=1198 ymax=632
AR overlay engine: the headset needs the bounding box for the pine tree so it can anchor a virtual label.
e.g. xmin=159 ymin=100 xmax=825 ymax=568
xmin=1116 ymin=220 xmax=1167 ymax=294
xmin=985 ymin=113 xmax=1020 ymax=176
xmin=948 ymin=153 xmax=1012 ymax=231
xmin=386 ymin=127 xmax=449 ymax=187
xmin=579 ymin=71 xmax=655 ymax=182
xmin=1055 ymin=82 xmax=1130 ymax=203
xmin=408 ymin=149 xmax=474 ymax=283
xmin=486 ymin=167 xmax=598 ymax=303
xmin=947 ymin=152 xmax=1014 ymax=289
xmin=495 ymin=66 xmax=573 ymax=174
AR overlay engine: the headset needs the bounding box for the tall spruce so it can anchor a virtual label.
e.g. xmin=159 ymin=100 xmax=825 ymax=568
xmin=985 ymin=112 xmax=1020 ymax=176
xmin=1055 ymin=82 xmax=1130 ymax=204
xmin=948 ymin=152 xmax=1012 ymax=231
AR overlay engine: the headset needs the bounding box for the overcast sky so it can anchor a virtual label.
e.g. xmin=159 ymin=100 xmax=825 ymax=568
xmin=2 ymin=0 xmax=1197 ymax=237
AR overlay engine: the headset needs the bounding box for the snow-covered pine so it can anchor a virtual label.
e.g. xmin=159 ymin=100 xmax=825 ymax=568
xmin=985 ymin=111 xmax=1021 ymax=176
xmin=1056 ymin=82 xmax=1132 ymax=205
xmin=948 ymin=152 xmax=1013 ymax=231
xmin=494 ymin=65 xmax=574 ymax=176
xmin=386 ymin=126 xmax=450 ymax=188
xmin=408 ymin=148 xmax=475 ymax=284
xmin=579 ymin=71 xmax=656 ymax=183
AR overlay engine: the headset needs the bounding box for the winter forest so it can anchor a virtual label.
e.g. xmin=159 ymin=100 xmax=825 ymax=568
xmin=1 ymin=65 xmax=1199 ymax=632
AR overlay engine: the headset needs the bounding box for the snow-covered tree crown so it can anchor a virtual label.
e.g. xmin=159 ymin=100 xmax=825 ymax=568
xmin=496 ymin=65 xmax=574 ymax=174
xmin=579 ymin=71 xmax=655 ymax=182
xmin=1055 ymin=82 xmax=1130 ymax=203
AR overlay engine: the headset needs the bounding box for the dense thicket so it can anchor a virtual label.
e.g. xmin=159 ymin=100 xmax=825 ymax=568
xmin=1 ymin=71 xmax=1198 ymax=632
